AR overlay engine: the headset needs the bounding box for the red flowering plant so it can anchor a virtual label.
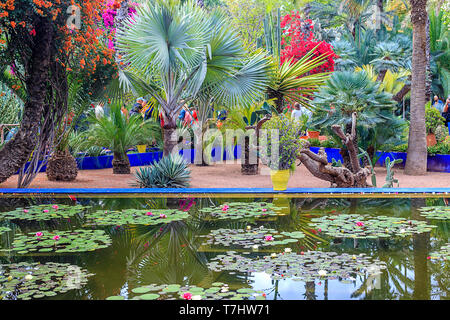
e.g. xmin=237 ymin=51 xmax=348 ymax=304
xmin=273 ymin=11 xmax=337 ymax=113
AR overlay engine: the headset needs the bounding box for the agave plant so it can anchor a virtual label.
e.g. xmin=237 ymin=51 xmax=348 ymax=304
xmin=134 ymin=154 xmax=191 ymax=188
xmin=82 ymin=103 xmax=162 ymax=174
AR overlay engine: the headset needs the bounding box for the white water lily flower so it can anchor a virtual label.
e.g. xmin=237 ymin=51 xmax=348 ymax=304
xmin=246 ymin=226 xmax=252 ymax=231
xmin=191 ymin=295 xmax=202 ymax=300
xmin=270 ymin=253 xmax=277 ymax=258
xmin=252 ymin=245 xmax=259 ymax=250
xmin=318 ymin=270 xmax=327 ymax=276
xmin=400 ymin=229 xmax=406 ymax=233
xmin=284 ymin=248 xmax=292 ymax=253
xmin=24 ymin=274 xmax=33 ymax=280
xmin=221 ymin=288 xmax=229 ymax=293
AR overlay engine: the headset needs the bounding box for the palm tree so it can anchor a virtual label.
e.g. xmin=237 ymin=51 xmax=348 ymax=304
xmin=115 ymin=1 xmax=270 ymax=157
xmin=81 ymin=104 xmax=162 ymax=174
xmin=405 ymin=0 xmax=428 ymax=175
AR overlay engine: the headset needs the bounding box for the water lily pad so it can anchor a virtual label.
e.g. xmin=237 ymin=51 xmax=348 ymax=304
xmin=0 ymin=204 xmax=89 ymax=221
xmin=428 ymin=243 xmax=450 ymax=261
xmin=199 ymin=202 xmax=278 ymax=220
xmin=84 ymin=209 xmax=190 ymax=226
xmin=203 ymin=226 xmax=304 ymax=248
xmin=0 ymin=262 xmax=93 ymax=300
xmin=107 ymin=283 xmax=266 ymax=301
xmin=207 ymin=251 xmax=387 ymax=282
xmin=310 ymin=214 xmax=435 ymax=239
xmin=6 ymin=230 xmax=112 ymax=254
xmin=0 ymin=226 xmax=12 ymax=235
xmin=418 ymin=206 xmax=450 ymax=220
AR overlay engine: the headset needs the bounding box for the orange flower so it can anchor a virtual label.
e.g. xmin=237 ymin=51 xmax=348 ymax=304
xmin=10 ymin=21 xmax=16 ymax=28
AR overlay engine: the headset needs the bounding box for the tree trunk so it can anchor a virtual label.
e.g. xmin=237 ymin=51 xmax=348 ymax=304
xmin=112 ymin=152 xmax=130 ymax=174
xmin=267 ymin=89 xmax=284 ymax=114
xmin=0 ymin=18 xmax=54 ymax=184
xmin=46 ymin=149 xmax=78 ymax=181
xmin=163 ymin=118 xmax=178 ymax=157
xmin=405 ymin=0 xmax=428 ymax=175
xmin=241 ymin=136 xmax=258 ymax=175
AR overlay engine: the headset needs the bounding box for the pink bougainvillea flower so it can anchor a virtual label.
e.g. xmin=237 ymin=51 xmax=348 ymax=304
xmin=43 ymin=210 xmax=49 ymax=213
xmin=53 ymin=235 xmax=60 ymax=241
xmin=52 ymin=205 xmax=59 ymax=210
xmin=222 ymin=204 xmax=230 ymax=211
xmin=159 ymin=214 xmax=167 ymax=218
xmin=264 ymin=235 xmax=274 ymax=241
xmin=182 ymin=292 xmax=192 ymax=300
xmin=146 ymin=212 xmax=153 ymax=216
xmin=355 ymin=222 xmax=365 ymax=227
xmin=35 ymin=232 xmax=43 ymax=237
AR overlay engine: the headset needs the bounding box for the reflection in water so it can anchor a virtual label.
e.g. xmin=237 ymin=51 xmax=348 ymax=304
xmin=0 ymin=196 xmax=448 ymax=300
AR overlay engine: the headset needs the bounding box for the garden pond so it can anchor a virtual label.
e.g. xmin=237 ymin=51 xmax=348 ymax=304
xmin=0 ymin=196 xmax=448 ymax=300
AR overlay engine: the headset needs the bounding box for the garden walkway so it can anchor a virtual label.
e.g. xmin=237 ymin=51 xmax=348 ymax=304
xmin=1 ymin=162 xmax=449 ymax=189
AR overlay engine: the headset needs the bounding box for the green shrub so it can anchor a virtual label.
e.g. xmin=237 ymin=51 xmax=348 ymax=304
xmin=308 ymin=138 xmax=321 ymax=147
xmin=133 ymin=154 xmax=191 ymax=188
xmin=320 ymin=139 xmax=337 ymax=148
xmin=260 ymin=115 xmax=302 ymax=171
xmin=425 ymin=106 xmax=446 ymax=134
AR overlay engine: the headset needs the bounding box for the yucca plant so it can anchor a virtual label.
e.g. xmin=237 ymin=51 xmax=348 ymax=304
xmin=133 ymin=154 xmax=191 ymax=188
xmin=82 ymin=103 xmax=162 ymax=174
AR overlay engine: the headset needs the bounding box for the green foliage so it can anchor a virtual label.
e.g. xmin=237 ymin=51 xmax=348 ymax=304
xmin=320 ymin=138 xmax=337 ymax=148
xmin=311 ymin=70 xmax=405 ymax=153
xmin=0 ymin=83 xmax=23 ymax=125
xmin=81 ymin=104 xmax=162 ymax=158
xmin=134 ymin=154 xmax=191 ymax=188
xmin=260 ymin=114 xmax=302 ymax=171
xmin=383 ymin=157 xmax=402 ymax=188
xmin=308 ymin=138 xmax=321 ymax=147
xmin=425 ymin=105 xmax=446 ymax=134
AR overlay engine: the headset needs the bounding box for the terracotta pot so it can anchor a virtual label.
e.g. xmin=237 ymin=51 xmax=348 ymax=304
xmin=426 ymin=134 xmax=437 ymax=147
xmin=307 ymin=131 xmax=320 ymax=139
xmin=270 ymin=169 xmax=290 ymax=191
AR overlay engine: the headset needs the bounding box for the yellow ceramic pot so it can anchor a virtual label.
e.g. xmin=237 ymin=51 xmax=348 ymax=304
xmin=136 ymin=145 xmax=147 ymax=153
xmin=270 ymin=169 xmax=290 ymax=191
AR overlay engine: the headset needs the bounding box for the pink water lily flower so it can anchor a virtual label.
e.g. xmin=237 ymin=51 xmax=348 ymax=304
xmin=264 ymin=235 xmax=274 ymax=241
xmin=182 ymin=292 xmax=192 ymax=300
xmin=222 ymin=204 xmax=230 ymax=211
xmin=146 ymin=212 xmax=153 ymax=216
xmin=262 ymin=208 xmax=267 ymax=212
xmin=159 ymin=214 xmax=167 ymax=218
xmin=356 ymin=222 xmax=365 ymax=227
xmin=43 ymin=210 xmax=49 ymax=213
xmin=23 ymin=209 xmax=29 ymax=213
xmin=53 ymin=235 xmax=60 ymax=241
xmin=52 ymin=205 xmax=59 ymax=210
xmin=35 ymin=232 xmax=43 ymax=237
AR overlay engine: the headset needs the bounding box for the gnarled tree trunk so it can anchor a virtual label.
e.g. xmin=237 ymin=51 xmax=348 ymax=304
xmin=46 ymin=149 xmax=78 ymax=181
xmin=0 ymin=18 xmax=54 ymax=184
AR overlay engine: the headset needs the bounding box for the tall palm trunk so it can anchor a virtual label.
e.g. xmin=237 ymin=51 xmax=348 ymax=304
xmin=163 ymin=117 xmax=178 ymax=157
xmin=405 ymin=0 xmax=428 ymax=175
xmin=112 ymin=151 xmax=130 ymax=174
xmin=0 ymin=18 xmax=54 ymax=184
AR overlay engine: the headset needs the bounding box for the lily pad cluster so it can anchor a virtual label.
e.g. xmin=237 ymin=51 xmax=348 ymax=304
xmin=83 ymin=209 xmax=190 ymax=226
xmin=429 ymin=243 xmax=449 ymax=261
xmin=0 ymin=204 xmax=88 ymax=221
xmin=207 ymin=251 xmax=386 ymax=282
xmin=418 ymin=206 xmax=450 ymax=220
xmin=203 ymin=227 xmax=304 ymax=248
xmin=0 ymin=227 xmax=11 ymax=235
xmin=310 ymin=214 xmax=435 ymax=239
xmin=0 ymin=262 xmax=93 ymax=300
xmin=2 ymin=229 xmax=112 ymax=254
xmin=106 ymin=282 xmax=266 ymax=300
xmin=199 ymin=202 xmax=278 ymax=220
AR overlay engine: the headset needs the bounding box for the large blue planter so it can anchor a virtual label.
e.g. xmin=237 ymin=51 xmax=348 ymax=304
xmin=309 ymin=147 xmax=450 ymax=173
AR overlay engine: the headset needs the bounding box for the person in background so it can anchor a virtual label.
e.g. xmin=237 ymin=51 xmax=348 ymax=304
xmin=291 ymin=102 xmax=311 ymax=123
xmin=442 ymin=96 xmax=450 ymax=135
xmin=433 ymin=95 xmax=444 ymax=113
xmin=94 ymin=103 xmax=104 ymax=119
xmin=129 ymin=97 xmax=143 ymax=116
